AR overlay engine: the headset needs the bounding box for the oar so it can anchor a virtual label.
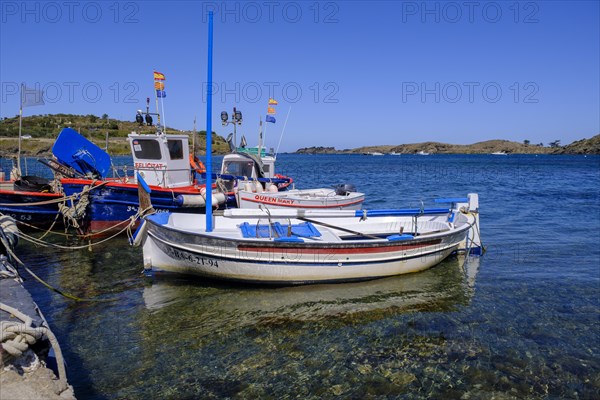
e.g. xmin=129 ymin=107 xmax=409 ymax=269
xmin=297 ymin=217 xmax=382 ymax=240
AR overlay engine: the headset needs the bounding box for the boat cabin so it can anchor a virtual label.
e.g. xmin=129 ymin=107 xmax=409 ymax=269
xmin=220 ymin=152 xmax=276 ymax=192
xmin=128 ymin=132 xmax=191 ymax=188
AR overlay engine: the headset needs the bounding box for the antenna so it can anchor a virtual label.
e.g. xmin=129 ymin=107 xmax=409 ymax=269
xmin=275 ymin=106 xmax=292 ymax=159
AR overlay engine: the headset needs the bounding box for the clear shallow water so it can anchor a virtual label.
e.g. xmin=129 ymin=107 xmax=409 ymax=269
xmin=12 ymin=154 xmax=600 ymax=399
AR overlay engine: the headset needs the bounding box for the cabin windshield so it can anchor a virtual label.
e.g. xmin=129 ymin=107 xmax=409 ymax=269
xmin=167 ymin=139 xmax=184 ymax=160
xmin=132 ymin=139 xmax=162 ymax=160
xmin=224 ymin=160 xmax=255 ymax=178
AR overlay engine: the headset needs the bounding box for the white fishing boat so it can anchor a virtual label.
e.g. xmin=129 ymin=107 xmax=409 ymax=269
xmin=236 ymin=184 xmax=365 ymax=210
xmin=491 ymin=151 xmax=508 ymax=155
xmin=137 ymin=194 xmax=482 ymax=284
xmin=416 ymin=151 xmax=430 ymax=156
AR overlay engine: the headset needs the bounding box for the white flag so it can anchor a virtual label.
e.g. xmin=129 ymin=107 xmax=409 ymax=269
xmin=21 ymin=86 xmax=45 ymax=108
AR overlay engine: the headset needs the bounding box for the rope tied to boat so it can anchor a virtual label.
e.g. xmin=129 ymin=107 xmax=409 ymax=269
xmin=0 ymin=303 xmax=69 ymax=392
xmin=14 ymin=207 xmax=152 ymax=250
xmin=58 ymin=184 xmax=92 ymax=230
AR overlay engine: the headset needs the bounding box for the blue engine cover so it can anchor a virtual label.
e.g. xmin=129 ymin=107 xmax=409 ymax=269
xmin=52 ymin=128 xmax=112 ymax=178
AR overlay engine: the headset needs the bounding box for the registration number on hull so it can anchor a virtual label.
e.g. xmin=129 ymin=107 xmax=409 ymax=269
xmin=163 ymin=245 xmax=219 ymax=268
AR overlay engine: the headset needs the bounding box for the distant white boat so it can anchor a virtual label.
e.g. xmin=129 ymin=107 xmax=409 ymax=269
xmin=416 ymin=151 xmax=430 ymax=156
xmin=389 ymin=152 xmax=401 ymax=156
xmin=236 ymin=185 xmax=365 ymax=210
xmin=491 ymin=151 xmax=508 ymax=155
xmin=371 ymin=152 xmax=384 ymax=156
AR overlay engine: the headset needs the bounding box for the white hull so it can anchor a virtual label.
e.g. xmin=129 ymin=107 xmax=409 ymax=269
xmin=236 ymin=188 xmax=365 ymax=210
xmin=140 ymin=196 xmax=479 ymax=284
xmin=144 ymin=235 xmax=457 ymax=283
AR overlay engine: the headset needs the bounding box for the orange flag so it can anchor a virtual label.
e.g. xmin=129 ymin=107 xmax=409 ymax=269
xmin=267 ymin=106 xmax=276 ymax=115
xmin=154 ymin=82 xmax=165 ymax=90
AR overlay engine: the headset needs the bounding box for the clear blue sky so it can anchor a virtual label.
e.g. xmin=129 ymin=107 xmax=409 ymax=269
xmin=1 ymin=1 xmax=598 ymax=151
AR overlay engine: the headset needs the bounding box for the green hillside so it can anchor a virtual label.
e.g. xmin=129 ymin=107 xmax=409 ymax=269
xmin=0 ymin=114 xmax=230 ymax=156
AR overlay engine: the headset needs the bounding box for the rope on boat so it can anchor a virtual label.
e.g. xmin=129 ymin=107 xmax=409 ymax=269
xmin=0 ymin=179 xmax=105 ymax=207
xmin=0 ymin=302 xmax=69 ymax=392
xmin=13 ymin=206 xmax=152 ymax=250
xmin=58 ymin=185 xmax=89 ymax=230
xmin=460 ymin=210 xmax=485 ymax=256
xmin=0 ymin=197 xmax=71 ymax=207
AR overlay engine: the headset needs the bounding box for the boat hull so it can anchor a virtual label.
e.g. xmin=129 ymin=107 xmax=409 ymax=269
xmin=237 ymin=188 xmax=365 ymax=210
xmin=0 ymin=186 xmax=64 ymax=228
xmin=142 ymin=213 xmax=469 ymax=284
xmin=61 ymin=179 xmax=209 ymax=234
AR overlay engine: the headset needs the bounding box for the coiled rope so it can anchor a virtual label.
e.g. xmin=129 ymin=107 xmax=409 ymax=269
xmin=0 ymin=302 xmax=68 ymax=392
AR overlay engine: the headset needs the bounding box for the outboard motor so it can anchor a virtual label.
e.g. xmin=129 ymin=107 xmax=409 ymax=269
xmin=335 ymin=183 xmax=357 ymax=196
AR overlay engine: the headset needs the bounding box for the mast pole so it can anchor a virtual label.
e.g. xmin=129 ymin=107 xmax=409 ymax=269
xmin=17 ymin=83 xmax=23 ymax=179
xmin=205 ymin=11 xmax=214 ymax=232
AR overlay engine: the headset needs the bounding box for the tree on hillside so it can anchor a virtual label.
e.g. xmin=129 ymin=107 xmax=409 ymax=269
xmin=88 ymin=114 xmax=98 ymax=123
xmin=102 ymin=113 xmax=109 ymax=121
xmin=523 ymin=139 xmax=530 ymax=145
xmin=549 ymin=140 xmax=561 ymax=148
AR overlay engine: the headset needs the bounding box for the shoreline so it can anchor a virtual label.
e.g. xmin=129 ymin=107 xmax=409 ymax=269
xmin=1 ymin=135 xmax=599 ymax=157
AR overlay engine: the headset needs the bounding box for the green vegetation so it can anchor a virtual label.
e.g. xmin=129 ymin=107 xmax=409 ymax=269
xmin=0 ymin=114 xmax=230 ymax=156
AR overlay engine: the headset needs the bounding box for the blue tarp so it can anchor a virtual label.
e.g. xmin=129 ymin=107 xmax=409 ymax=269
xmin=52 ymin=128 xmax=112 ymax=178
xmin=239 ymin=222 xmax=321 ymax=239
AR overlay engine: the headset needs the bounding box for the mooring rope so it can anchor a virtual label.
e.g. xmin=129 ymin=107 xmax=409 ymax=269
xmin=0 ymin=302 xmax=68 ymax=392
xmin=14 ymin=206 xmax=152 ymax=250
xmin=0 ymin=233 xmax=116 ymax=302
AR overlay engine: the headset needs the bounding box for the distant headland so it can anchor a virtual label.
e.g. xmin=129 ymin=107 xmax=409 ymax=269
xmin=295 ymin=136 xmax=600 ymax=155
xmin=1 ymin=114 xmax=598 ymax=156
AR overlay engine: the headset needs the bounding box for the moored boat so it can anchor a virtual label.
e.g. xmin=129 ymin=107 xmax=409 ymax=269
xmin=139 ymin=194 xmax=482 ymax=284
xmin=236 ymin=184 xmax=365 ymax=210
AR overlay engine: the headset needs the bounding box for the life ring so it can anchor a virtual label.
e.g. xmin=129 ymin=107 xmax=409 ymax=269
xmin=274 ymin=174 xmax=293 ymax=190
xmin=189 ymin=155 xmax=206 ymax=174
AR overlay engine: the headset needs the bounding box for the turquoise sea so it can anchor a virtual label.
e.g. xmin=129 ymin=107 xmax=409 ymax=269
xmin=11 ymin=154 xmax=600 ymax=399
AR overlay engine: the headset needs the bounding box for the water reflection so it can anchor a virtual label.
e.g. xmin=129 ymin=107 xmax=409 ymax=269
xmin=112 ymin=257 xmax=481 ymax=399
xmin=142 ymin=256 xmax=479 ymax=323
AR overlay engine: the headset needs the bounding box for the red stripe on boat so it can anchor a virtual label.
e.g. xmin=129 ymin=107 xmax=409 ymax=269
xmin=238 ymin=240 xmax=441 ymax=254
